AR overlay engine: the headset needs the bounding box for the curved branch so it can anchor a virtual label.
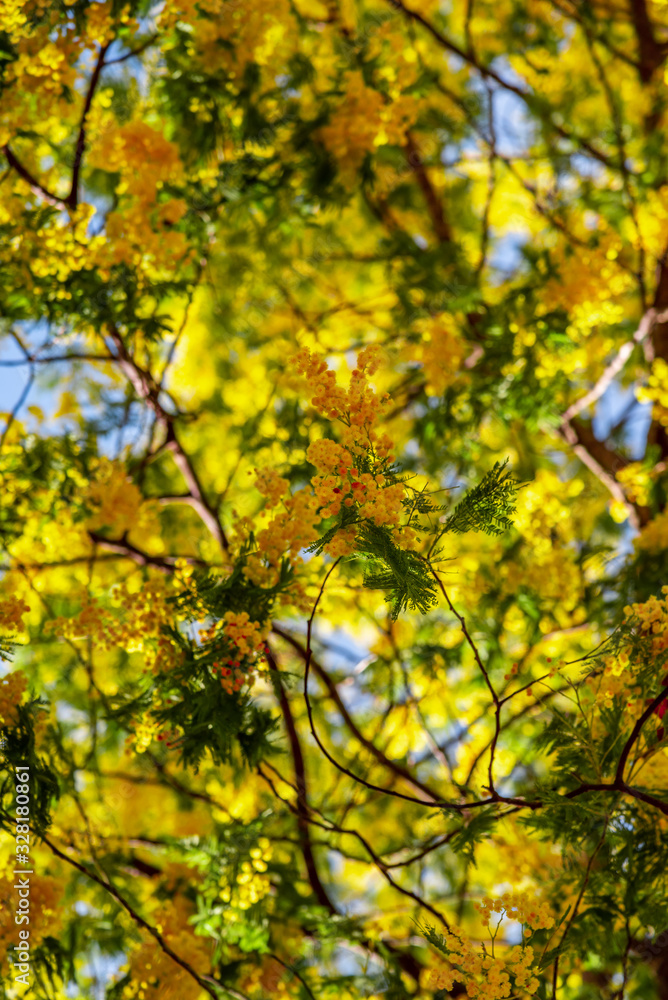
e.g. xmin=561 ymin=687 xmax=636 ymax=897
xmin=272 ymin=624 xmax=443 ymax=803
xmin=2 ymin=145 xmax=65 ymax=207
xmin=562 ymin=308 xmax=657 ymax=423
xmin=615 ymin=683 xmax=668 ymax=784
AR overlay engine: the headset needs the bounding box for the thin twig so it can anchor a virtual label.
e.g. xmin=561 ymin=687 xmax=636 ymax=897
xmin=40 ymin=834 xmax=223 ymax=998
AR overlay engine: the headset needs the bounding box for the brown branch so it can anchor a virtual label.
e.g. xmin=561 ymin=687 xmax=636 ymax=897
xmin=556 ymin=418 xmax=649 ymax=529
xmin=272 ymin=625 xmax=443 ymax=803
xmin=299 ymin=566 xmax=449 ymax=807
xmin=647 ymin=255 xmax=668 ymax=459
xmin=428 ymin=565 xmax=503 ymax=799
xmin=0 ymin=352 xmax=116 ymax=366
xmin=297 ymin=569 xmax=534 ymax=811
xmin=615 ymin=682 xmax=668 ymax=784
xmin=628 ymin=0 xmax=666 ymax=80
xmin=257 ymin=764 xmax=427 ymax=985
xmin=40 ymin=834 xmax=222 ymax=999
xmin=68 ymin=42 xmax=111 ymax=209
xmin=386 ymin=0 xmax=616 ymax=169
xmin=259 ymin=758 xmax=451 ymax=930
xmin=2 ymin=144 xmax=66 ymax=207
xmin=105 ymin=324 xmax=229 ymax=552
xmin=564 ymin=780 xmax=668 ymax=815
xmin=265 ymin=641 xmax=338 ymax=914
xmin=106 ymin=324 xmax=172 ymax=421
xmin=562 ymin=308 xmax=658 ymax=423
xmin=87 ymin=531 xmax=178 ymax=571
xmin=163 ymin=425 xmax=229 ymax=551
xmin=403 ymin=131 xmax=451 ymax=243
xmin=105 ymin=34 xmax=159 ymax=65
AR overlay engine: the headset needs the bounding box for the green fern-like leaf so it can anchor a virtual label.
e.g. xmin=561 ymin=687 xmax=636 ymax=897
xmin=356 ymin=521 xmax=438 ymax=620
xmin=441 ymin=459 xmax=523 ymax=537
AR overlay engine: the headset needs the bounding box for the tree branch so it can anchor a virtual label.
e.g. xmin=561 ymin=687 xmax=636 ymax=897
xmin=628 ymin=0 xmax=666 ymax=81
xmin=68 ymin=42 xmax=111 ymax=209
xmin=40 ymin=834 xmax=222 ymax=998
xmin=403 ymin=131 xmax=451 ymax=243
xmin=556 ymin=418 xmax=649 ymax=529
xmin=2 ymin=144 xmax=66 ymax=207
xmin=562 ymin=308 xmax=658 ymax=423
xmin=615 ymin=682 xmax=668 ymax=784
xmin=264 ymin=640 xmax=338 ymax=914
xmin=272 ymin=624 xmax=443 ymax=803
xmin=105 ymin=323 xmax=229 ymax=552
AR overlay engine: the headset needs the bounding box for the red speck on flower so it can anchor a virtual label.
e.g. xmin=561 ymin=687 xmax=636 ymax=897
xmin=333 ymin=488 xmax=341 ymax=494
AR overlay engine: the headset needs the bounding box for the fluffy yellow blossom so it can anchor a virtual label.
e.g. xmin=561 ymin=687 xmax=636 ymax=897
xmin=0 ymin=874 xmax=64 ymax=964
xmin=319 ymin=71 xmax=419 ymax=180
xmin=85 ymin=458 xmax=159 ymax=537
xmin=0 ymin=670 xmax=28 ymax=727
xmin=254 ymin=467 xmax=290 ymax=507
xmin=616 ymin=461 xmax=653 ymax=507
xmin=0 ymin=596 xmax=30 ymax=635
xmin=47 ymin=575 xmax=179 ymax=671
xmin=121 ymin=897 xmax=210 ymax=1000
xmin=635 ymin=508 xmax=668 ymax=552
xmin=476 ymin=891 xmax=554 ymax=931
xmin=220 ymin=838 xmax=273 ymax=911
xmin=0 ymin=0 xmax=29 ymax=42
xmin=425 ymin=926 xmax=518 ymax=999
xmin=411 ymin=314 xmax=466 ymax=396
xmin=425 ymin=896 xmax=551 ymax=1000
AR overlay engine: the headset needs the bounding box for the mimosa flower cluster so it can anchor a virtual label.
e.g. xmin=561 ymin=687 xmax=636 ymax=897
xmin=623 ymin=586 xmax=668 ymax=656
xmin=129 ymin=698 xmax=181 ymax=754
xmin=0 ymin=670 xmax=27 ymax=727
xmin=0 ymin=596 xmax=30 ymax=634
xmin=242 ymin=479 xmax=320 ymax=587
xmin=318 ymin=70 xmax=419 ymax=179
xmin=306 ymin=439 xmax=404 ymax=528
xmin=291 ymin=346 xmax=412 ymax=554
xmin=427 ymin=931 xmax=540 ymax=998
xmin=616 ymin=461 xmax=653 ymax=507
xmin=585 ymin=588 xmax=668 ymax=742
xmin=0 ymin=0 xmax=29 ymax=43
xmin=292 ymin=344 xmax=394 ymax=457
xmin=85 ymin=457 xmax=158 ymax=537
xmin=0 ymin=874 xmax=63 ymax=965
xmin=48 ymin=577 xmax=178 ymax=670
xmin=219 ymin=837 xmax=273 ymax=911
xmin=173 ymin=558 xmax=208 ymax=620
xmin=475 ymin=892 xmax=554 ymax=932
xmin=637 ymin=357 xmax=668 ymax=428
xmin=426 ymin=894 xmax=552 ymax=999
xmin=200 ymin=611 xmax=269 ymax=694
